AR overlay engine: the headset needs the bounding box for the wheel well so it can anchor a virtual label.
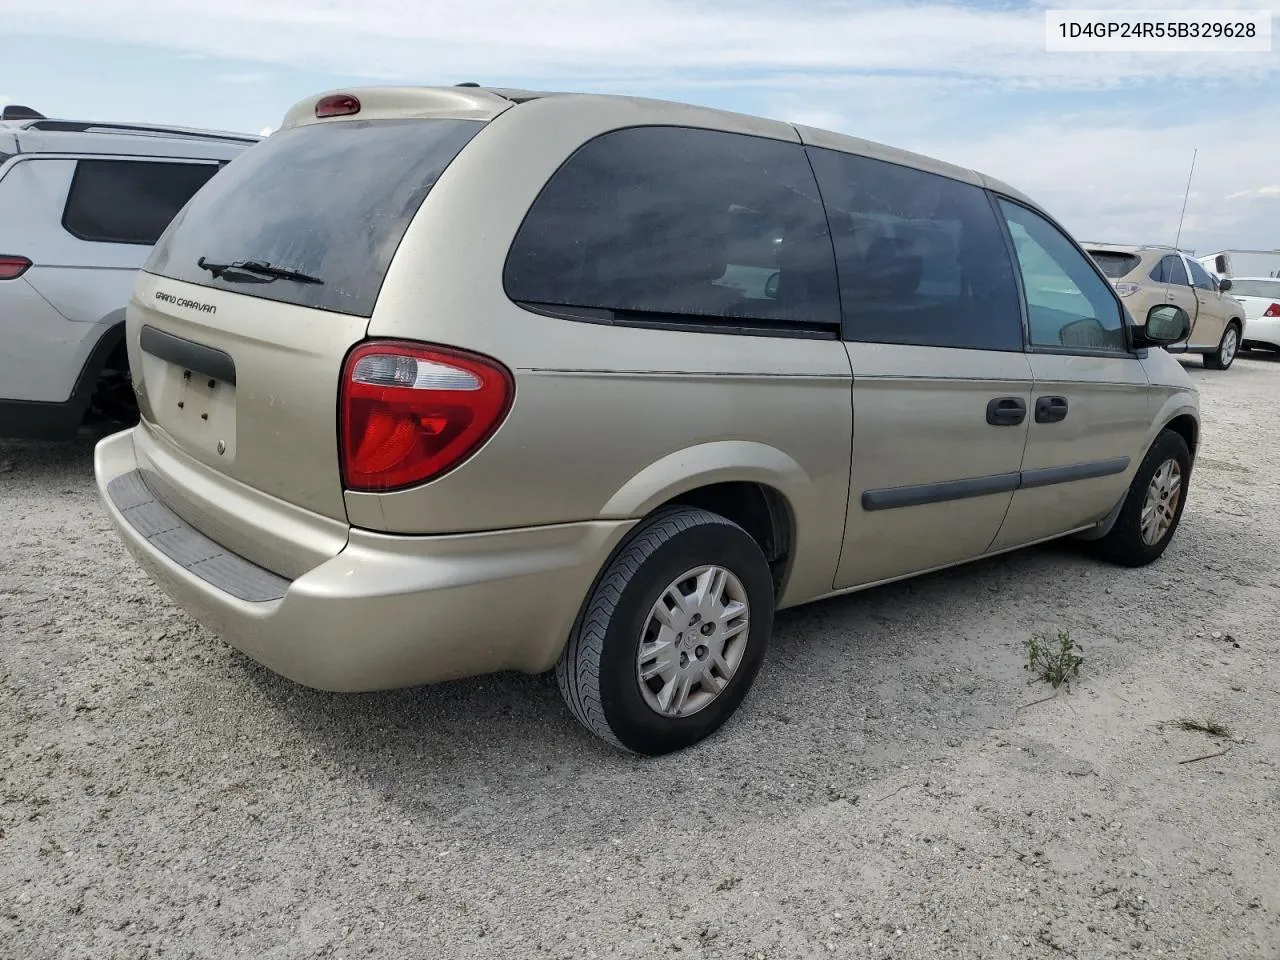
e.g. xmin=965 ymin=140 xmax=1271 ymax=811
xmin=76 ymin=323 xmax=136 ymax=424
xmin=663 ymin=482 xmax=794 ymax=594
xmin=100 ymin=337 xmax=129 ymax=379
xmin=1164 ymin=414 xmax=1198 ymax=459
xmin=69 ymin=322 xmax=126 ymax=401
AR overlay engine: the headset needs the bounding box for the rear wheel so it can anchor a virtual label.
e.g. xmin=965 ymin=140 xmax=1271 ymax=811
xmin=1204 ymin=322 xmax=1241 ymax=370
xmin=1091 ymin=429 xmax=1191 ymax=567
xmin=556 ymin=506 xmax=774 ymax=755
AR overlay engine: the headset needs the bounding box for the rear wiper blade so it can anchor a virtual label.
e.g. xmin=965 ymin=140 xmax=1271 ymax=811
xmin=197 ymin=256 xmax=323 ymax=285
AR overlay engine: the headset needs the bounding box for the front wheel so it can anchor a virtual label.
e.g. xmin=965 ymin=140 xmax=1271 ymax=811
xmin=1090 ymin=429 xmax=1191 ymax=567
xmin=1204 ymin=322 xmax=1241 ymax=370
xmin=556 ymin=506 xmax=775 ymax=755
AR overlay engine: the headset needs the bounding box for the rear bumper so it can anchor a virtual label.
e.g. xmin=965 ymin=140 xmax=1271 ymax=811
xmin=94 ymin=428 xmax=635 ymax=691
xmin=1243 ymin=316 xmax=1280 ymax=347
xmin=0 ymin=397 xmax=86 ymax=441
xmin=0 ymin=321 xmax=126 ymax=440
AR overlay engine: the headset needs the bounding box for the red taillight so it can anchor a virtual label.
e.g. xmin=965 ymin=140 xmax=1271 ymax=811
xmin=0 ymin=255 xmax=32 ymax=280
xmin=1264 ymin=303 xmax=1280 ymax=318
xmin=339 ymin=341 xmax=514 ymax=492
xmin=315 ymin=94 xmax=361 ymax=118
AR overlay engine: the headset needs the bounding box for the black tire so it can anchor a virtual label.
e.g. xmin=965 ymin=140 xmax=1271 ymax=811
xmin=1204 ymin=321 xmax=1241 ymax=370
xmin=556 ymin=506 xmax=775 ymax=755
xmin=1091 ymin=429 xmax=1191 ymax=567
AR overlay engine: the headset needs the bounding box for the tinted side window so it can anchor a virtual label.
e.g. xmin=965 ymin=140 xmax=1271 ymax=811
xmin=1186 ymin=258 xmax=1217 ymax=291
xmin=63 ymin=160 xmax=219 ymax=245
xmin=504 ymin=126 xmax=840 ymax=329
xmin=805 ymin=148 xmax=1023 ymax=351
xmin=1150 ymin=255 xmax=1189 ymax=286
xmin=998 ymin=200 xmax=1127 ymax=353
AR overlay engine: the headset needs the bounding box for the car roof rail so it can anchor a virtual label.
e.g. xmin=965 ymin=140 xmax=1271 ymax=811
xmin=2 ymin=104 xmax=46 ymax=120
xmin=1084 ymin=242 xmax=1195 ymax=258
xmin=22 ymin=118 xmax=259 ymax=144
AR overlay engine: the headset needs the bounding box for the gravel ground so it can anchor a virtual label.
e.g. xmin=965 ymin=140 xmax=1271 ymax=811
xmin=2 ymin=354 xmax=1279 ymax=960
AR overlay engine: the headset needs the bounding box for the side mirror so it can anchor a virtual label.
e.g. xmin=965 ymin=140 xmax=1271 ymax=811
xmin=1218 ymin=278 xmax=1233 ymax=292
xmin=1137 ymin=304 xmax=1191 ymax=346
xmin=764 ymin=270 xmax=780 ymax=299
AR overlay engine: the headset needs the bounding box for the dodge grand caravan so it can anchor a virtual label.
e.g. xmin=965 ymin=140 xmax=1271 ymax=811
xmin=95 ymin=86 xmax=1200 ymax=755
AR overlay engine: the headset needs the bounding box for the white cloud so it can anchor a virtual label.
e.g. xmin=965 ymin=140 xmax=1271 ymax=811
xmin=1225 ymin=185 xmax=1280 ymax=201
xmin=0 ymin=0 xmax=1276 ymax=90
xmin=4 ymin=1 xmax=1277 ymax=250
xmin=258 ymin=126 xmax=274 ymax=137
xmin=216 ymin=72 xmax=269 ymax=85
xmin=1027 ymin=0 xmax=1266 ymax=9
xmin=924 ymin=110 xmax=1280 ymax=252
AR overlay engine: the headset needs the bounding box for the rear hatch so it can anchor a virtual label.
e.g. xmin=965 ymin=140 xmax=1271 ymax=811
xmin=131 ymin=102 xmax=490 ymax=523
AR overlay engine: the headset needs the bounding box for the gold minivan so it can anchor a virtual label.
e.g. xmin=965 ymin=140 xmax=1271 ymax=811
xmin=95 ymin=86 xmax=1200 ymax=754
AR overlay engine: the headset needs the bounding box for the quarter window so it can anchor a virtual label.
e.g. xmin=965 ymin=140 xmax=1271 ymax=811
xmin=62 ymin=159 xmax=220 ymax=245
xmin=1150 ymin=255 xmax=1189 ymax=286
xmin=805 ymin=147 xmax=1024 ymax=351
xmin=504 ymin=126 xmax=841 ymax=330
xmin=998 ymin=200 xmax=1127 ymax=353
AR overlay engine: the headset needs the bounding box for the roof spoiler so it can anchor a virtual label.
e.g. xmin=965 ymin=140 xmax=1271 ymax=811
xmin=2 ymin=105 xmax=46 ymax=120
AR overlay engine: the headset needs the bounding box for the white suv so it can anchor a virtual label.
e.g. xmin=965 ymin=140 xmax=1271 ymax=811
xmin=0 ymin=105 xmax=256 ymax=440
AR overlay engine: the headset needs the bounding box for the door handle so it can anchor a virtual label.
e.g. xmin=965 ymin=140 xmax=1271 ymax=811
xmin=986 ymin=396 xmax=1027 ymax=426
xmin=1035 ymin=396 xmax=1068 ymax=423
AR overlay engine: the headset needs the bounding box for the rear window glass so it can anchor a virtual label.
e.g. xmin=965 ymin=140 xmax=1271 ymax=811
xmin=1229 ymin=278 xmax=1280 ymax=299
xmin=504 ymin=126 xmax=840 ymax=330
xmin=145 ymin=118 xmax=482 ymax=318
xmin=63 ymin=159 xmax=220 ymax=245
xmin=1088 ymin=251 xmax=1140 ymax=279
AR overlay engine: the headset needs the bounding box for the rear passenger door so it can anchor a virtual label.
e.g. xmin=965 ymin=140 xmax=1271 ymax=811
xmin=32 ymin=157 xmax=223 ymax=322
xmin=987 ymin=199 xmax=1151 ymax=551
xmin=1149 ymin=254 xmax=1199 ymax=342
xmin=1184 ymin=255 xmax=1230 ymax=350
xmin=0 ymin=155 xmax=221 ymax=403
xmin=805 ymin=147 xmax=1035 ymax=590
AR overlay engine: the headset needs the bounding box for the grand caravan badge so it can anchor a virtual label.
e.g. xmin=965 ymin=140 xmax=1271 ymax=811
xmin=154 ymin=290 xmax=216 ymax=315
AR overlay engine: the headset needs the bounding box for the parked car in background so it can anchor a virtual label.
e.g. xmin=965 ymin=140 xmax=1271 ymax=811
xmin=1086 ymin=243 xmax=1247 ymax=370
xmin=0 ymin=105 xmax=256 ymax=440
xmin=96 ymin=85 xmax=1200 ymax=755
xmin=1198 ymin=248 xmax=1280 ymax=280
xmin=1229 ymin=276 xmax=1280 ymax=353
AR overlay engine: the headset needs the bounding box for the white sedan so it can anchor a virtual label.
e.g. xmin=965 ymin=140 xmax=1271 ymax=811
xmin=1229 ymin=277 xmax=1280 ymax=352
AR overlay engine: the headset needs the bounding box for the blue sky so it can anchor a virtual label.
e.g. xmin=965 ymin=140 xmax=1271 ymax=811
xmin=3 ymin=0 xmax=1278 ymax=253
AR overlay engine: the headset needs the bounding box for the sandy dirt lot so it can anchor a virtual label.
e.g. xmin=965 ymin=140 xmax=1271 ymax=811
xmin=2 ymin=354 xmax=1278 ymax=960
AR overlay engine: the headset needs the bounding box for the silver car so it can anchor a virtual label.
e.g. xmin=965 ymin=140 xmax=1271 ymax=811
xmin=0 ymin=105 xmax=255 ymax=439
